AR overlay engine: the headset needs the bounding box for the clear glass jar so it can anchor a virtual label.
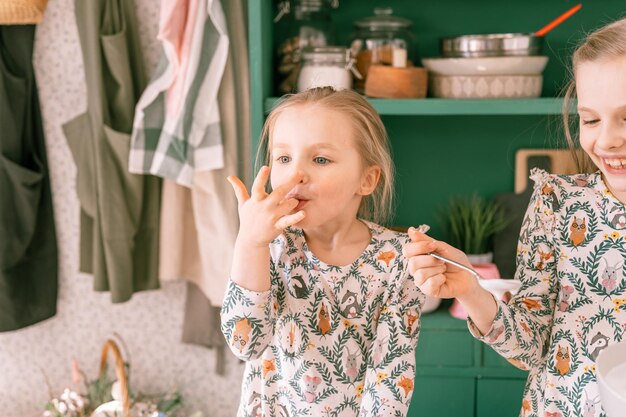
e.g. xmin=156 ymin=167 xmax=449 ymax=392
xmin=351 ymin=7 xmax=415 ymax=92
xmin=275 ymin=0 xmax=338 ymax=94
xmin=297 ymin=46 xmax=353 ymax=92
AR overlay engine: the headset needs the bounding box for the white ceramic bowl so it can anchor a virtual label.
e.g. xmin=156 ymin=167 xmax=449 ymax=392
xmin=422 ymin=56 xmax=548 ymax=76
xmin=478 ymin=278 xmax=522 ymax=300
xmin=597 ymin=341 xmax=626 ymax=417
xmin=430 ymin=74 xmax=542 ymax=99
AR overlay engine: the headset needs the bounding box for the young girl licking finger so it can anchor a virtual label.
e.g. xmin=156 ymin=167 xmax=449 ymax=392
xmin=222 ymin=87 xmax=424 ymax=417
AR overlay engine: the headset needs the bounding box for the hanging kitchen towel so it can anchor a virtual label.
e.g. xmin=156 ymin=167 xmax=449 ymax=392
xmin=0 ymin=25 xmax=58 ymax=331
xmin=159 ymin=0 xmax=248 ymax=309
xmin=128 ymin=0 xmax=229 ymax=187
xmin=0 ymin=0 xmax=48 ymax=25
xmin=62 ymin=0 xmax=161 ymax=303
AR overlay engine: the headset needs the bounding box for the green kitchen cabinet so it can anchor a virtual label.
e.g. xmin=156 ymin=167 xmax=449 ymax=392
xmin=247 ymin=1 xmax=625 ymax=416
xmin=415 ymin=329 xmax=474 ymax=368
xmin=410 ymin=376 xmax=475 ymax=417
xmin=410 ymin=305 xmax=527 ymax=416
xmin=476 ymin=379 xmax=528 ymax=416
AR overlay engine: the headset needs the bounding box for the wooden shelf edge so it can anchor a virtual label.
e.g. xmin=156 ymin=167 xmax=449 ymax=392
xmin=264 ymin=96 xmax=571 ymax=116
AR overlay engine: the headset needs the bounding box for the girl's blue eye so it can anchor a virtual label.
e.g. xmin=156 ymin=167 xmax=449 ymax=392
xmin=277 ymin=155 xmax=290 ymax=163
xmin=314 ymin=157 xmax=330 ymax=165
xmin=582 ymin=119 xmax=599 ymax=125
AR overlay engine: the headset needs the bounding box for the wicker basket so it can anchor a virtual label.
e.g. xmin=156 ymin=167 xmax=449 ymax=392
xmin=96 ymin=339 xmax=131 ymax=417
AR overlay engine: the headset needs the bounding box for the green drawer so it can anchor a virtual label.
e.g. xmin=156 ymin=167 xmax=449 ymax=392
xmin=476 ymin=378 xmax=526 ymax=417
xmin=416 ymin=330 xmax=474 ymax=367
xmin=408 ymin=376 xmax=474 ymax=417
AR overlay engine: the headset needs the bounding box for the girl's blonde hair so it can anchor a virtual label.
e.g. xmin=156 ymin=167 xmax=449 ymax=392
xmin=256 ymin=87 xmax=394 ymax=225
xmin=563 ymin=18 xmax=626 ymax=172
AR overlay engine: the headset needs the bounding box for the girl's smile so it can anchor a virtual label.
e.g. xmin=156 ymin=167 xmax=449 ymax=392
xmin=600 ymin=157 xmax=626 ymax=173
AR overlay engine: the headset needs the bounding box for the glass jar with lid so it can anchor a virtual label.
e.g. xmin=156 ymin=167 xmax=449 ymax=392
xmin=274 ymin=0 xmax=339 ymax=94
xmin=350 ymin=7 xmax=415 ymax=92
xmin=297 ymin=46 xmax=356 ymax=92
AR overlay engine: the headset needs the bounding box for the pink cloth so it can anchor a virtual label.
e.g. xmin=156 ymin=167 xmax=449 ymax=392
xmin=159 ymin=0 xmax=199 ymax=118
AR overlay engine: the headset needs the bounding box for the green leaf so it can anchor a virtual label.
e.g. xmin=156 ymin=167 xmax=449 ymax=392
xmin=440 ymin=194 xmax=509 ymax=254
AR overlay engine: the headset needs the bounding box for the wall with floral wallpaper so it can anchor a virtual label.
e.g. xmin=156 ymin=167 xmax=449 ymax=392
xmin=0 ymin=1 xmax=243 ymax=415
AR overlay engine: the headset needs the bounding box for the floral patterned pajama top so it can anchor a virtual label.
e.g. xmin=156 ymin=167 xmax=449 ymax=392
xmin=469 ymin=169 xmax=626 ymax=417
xmin=221 ymin=222 xmax=424 ymax=417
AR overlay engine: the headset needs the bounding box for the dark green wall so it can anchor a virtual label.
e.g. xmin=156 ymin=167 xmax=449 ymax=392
xmin=388 ymin=114 xmax=563 ymax=237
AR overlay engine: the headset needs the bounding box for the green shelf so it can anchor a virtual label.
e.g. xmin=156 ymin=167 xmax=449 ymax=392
xmin=264 ymin=97 xmax=570 ymax=116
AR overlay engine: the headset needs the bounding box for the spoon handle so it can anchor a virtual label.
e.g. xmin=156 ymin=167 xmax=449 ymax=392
xmin=428 ymin=252 xmax=483 ymax=280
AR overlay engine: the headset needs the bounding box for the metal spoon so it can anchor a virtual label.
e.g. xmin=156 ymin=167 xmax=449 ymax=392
xmin=414 ymin=224 xmax=484 ymax=280
xmin=428 ymin=252 xmax=484 ymax=281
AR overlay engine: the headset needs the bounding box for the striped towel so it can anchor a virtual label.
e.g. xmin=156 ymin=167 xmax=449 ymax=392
xmin=129 ymin=0 xmax=229 ymax=186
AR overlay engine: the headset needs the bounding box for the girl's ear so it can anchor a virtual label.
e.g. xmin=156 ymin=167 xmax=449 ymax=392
xmin=359 ymin=165 xmax=381 ymax=196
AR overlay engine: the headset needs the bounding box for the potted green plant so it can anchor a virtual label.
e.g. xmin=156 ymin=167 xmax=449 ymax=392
xmin=439 ymin=194 xmax=510 ymax=319
xmin=441 ymin=194 xmax=509 ymax=265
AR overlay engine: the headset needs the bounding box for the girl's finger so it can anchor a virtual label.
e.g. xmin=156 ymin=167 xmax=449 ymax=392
xmin=411 ymin=265 xmax=447 ymax=287
xmin=408 ymin=226 xmax=435 ymax=243
xmin=277 ymin=197 xmax=299 ymax=214
xmin=251 ymin=166 xmax=270 ymax=200
xmin=407 ymin=255 xmax=444 ymax=275
xmin=227 ymin=176 xmax=250 ymax=206
xmin=429 ymin=240 xmax=470 ymax=268
xmin=269 ymin=171 xmax=304 ymax=203
xmin=274 ymin=210 xmax=305 ymax=230
xmin=403 ymin=240 xmax=437 ymax=258
xmin=420 ymin=273 xmax=447 ymax=297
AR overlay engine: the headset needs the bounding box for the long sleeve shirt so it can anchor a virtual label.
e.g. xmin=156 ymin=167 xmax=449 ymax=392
xmin=221 ymin=221 xmax=425 ymax=417
xmin=468 ymin=169 xmax=626 ymax=417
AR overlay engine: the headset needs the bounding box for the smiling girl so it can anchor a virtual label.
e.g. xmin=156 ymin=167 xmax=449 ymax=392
xmin=404 ymin=18 xmax=626 ymax=417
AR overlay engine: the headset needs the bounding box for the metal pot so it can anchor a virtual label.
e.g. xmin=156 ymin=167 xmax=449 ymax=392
xmin=440 ymin=33 xmax=544 ymax=58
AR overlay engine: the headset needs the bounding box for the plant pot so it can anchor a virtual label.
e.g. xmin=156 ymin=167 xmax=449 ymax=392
xmin=466 ymin=252 xmax=493 ymax=265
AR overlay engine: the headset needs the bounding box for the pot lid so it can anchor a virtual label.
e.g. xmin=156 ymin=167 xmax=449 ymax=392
xmin=354 ymin=7 xmax=412 ymax=30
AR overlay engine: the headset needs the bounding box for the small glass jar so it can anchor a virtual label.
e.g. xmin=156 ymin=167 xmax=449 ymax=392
xmin=297 ymin=46 xmax=353 ymax=92
xmin=274 ymin=0 xmax=338 ymax=94
xmin=351 ymin=7 xmax=415 ymax=92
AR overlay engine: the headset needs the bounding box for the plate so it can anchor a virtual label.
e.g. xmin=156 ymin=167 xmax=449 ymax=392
xmin=422 ymin=56 xmax=548 ymax=76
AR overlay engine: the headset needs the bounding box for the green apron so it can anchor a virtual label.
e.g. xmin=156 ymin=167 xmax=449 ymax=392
xmin=0 ymin=25 xmax=58 ymax=331
xmin=62 ymin=0 xmax=161 ymax=302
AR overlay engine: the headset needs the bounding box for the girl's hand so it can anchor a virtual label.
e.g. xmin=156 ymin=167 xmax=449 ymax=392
xmin=228 ymin=166 xmax=305 ymax=248
xmin=403 ymin=227 xmax=481 ymax=299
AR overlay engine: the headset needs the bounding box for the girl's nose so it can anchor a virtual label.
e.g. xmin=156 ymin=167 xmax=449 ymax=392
xmin=597 ymin=120 xmax=626 ymax=150
xmin=298 ymin=171 xmax=309 ymax=184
